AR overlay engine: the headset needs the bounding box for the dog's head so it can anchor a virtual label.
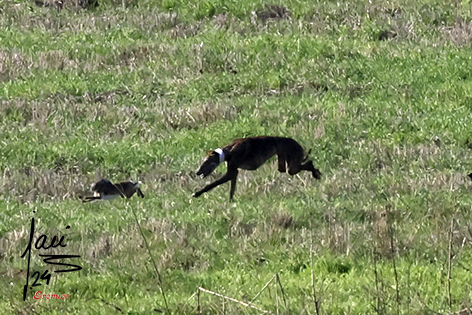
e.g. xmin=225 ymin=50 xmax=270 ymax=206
xmin=196 ymin=150 xmax=224 ymax=177
xmin=132 ymin=181 xmax=145 ymax=198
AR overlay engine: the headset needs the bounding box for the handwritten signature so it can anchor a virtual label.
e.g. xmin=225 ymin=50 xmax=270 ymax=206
xmin=21 ymin=213 xmax=82 ymax=301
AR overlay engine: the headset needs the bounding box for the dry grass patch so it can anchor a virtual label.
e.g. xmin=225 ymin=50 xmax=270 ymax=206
xmin=0 ymin=50 xmax=30 ymax=82
xmin=1 ymin=167 xmax=92 ymax=202
xmin=150 ymin=100 xmax=239 ymax=130
xmin=370 ymin=207 xmax=397 ymax=259
xmin=447 ymin=19 xmax=472 ymax=46
xmin=36 ymin=50 xmax=78 ymax=70
xmin=169 ymin=20 xmax=204 ymax=39
xmin=271 ymin=211 xmax=294 ymax=229
xmin=0 ymin=226 xmax=29 ymax=263
xmin=85 ymin=218 xmax=206 ymax=272
xmin=34 ymin=0 xmax=98 ymax=10
xmin=255 ymin=5 xmax=291 ymax=22
xmin=228 ymin=219 xmax=256 ymax=238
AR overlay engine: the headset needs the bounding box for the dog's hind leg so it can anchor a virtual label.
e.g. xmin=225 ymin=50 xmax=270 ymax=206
xmin=300 ymin=160 xmax=322 ymax=179
xmin=287 ymin=159 xmax=322 ymax=179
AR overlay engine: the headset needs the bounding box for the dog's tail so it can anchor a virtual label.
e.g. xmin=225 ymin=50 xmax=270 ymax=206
xmin=302 ymin=149 xmax=312 ymax=162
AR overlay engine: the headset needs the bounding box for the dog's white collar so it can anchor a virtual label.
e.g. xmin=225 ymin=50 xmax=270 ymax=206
xmin=214 ymin=148 xmax=225 ymax=165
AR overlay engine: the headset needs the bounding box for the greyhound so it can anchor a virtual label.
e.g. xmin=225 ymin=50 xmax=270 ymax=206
xmin=194 ymin=136 xmax=321 ymax=200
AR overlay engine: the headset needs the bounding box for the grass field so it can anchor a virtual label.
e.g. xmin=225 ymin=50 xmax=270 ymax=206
xmin=2 ymin=0 xmax=472 ymax=314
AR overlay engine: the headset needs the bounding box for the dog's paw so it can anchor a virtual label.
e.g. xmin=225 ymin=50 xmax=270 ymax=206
xmin=313 ymin=169 xmax=322 ymax=179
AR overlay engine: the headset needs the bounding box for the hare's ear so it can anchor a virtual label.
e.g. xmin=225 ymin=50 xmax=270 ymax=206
xmin=206 ymin=150 xmax=213 ymax=156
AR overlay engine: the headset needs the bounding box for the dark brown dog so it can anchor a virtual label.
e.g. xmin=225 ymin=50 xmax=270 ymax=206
xmin=194 ymin=136 xmax=321 ymax=200
xmin=82 ymin=179 xmax=144 ymax=202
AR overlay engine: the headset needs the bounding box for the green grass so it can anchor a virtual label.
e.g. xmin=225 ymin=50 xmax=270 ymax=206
xmin=2 ymin=0 xmax=472 ymax=313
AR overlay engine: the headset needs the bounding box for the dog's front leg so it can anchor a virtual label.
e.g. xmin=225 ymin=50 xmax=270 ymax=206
xmin=229 ymin=170 xmax=239 ymax=201
xmin=194 ymin=169 xmax=238 ymax=198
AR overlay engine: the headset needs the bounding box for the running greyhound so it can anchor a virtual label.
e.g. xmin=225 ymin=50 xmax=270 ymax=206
xmin=194 ymin=136 xmax=322 ymax=200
